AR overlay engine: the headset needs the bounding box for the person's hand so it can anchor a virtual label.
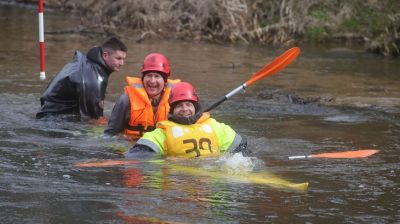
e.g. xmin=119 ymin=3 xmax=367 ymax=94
xmin=89 ymin=116 xmax=108 ymax=125
xmin=125 ymin=144 xmax=155 ymax=159
xmin=230 ymin=135 xmax=253 ymax=156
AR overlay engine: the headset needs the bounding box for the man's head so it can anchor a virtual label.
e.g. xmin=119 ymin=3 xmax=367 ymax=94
xmin=101 ymin=37 xmax=127 ymax=72
xmin=141 ymin=53 xmax=171 ymax=99
xmin=169 ymin=82 xmax=199 ymax=117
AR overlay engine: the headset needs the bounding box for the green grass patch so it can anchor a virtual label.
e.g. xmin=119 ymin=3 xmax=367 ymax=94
xmin=309 ymin=7 xmax=328 ymax=20
xmin=340 ymin=5 xmax=386 ymax=35
xmin=305 ymin=27 xmax=326 ymax=42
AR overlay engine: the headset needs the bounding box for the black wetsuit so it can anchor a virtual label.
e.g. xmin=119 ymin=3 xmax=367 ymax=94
xmin=36 ymin=47 xmax=112 ymax=119
xmin=104 ymin=93 xmax=131 ymax=135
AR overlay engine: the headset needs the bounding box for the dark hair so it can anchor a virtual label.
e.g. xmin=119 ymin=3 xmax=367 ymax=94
xmin=101 ymin=37 xmax=127 ymax=53
xmin=142 ymin=71 xmax=168 ymax=82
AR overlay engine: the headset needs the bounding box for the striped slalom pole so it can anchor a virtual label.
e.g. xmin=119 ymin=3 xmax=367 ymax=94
xmin=38 ymin=0 xmax=46 ymax=80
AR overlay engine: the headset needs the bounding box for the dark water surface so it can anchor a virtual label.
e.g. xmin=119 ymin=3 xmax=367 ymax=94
xmin=1 ymin=3 xmax=400 ymax=224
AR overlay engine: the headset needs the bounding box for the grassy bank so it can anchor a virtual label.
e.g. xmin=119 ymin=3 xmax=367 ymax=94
xmin=12 ymin=0 xmax=400 ymax=57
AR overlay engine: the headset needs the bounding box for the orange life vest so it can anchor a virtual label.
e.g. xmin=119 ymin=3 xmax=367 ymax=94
xmin=123 ymin=76 xmax=180 ymax=140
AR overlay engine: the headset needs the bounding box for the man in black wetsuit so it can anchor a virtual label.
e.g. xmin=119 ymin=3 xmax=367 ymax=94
xmin=36 ymin=37 xmax=127 ymax=122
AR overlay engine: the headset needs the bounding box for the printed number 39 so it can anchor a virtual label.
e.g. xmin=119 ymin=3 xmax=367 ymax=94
xmin=183 ymin=138 xmax=212 ymax=157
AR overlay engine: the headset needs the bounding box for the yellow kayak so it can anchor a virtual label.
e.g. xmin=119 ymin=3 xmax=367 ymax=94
xmin=170 ymin=164 xmax=308 ymax=192
xmin=74 ymin=159 xmax=309 ymax=192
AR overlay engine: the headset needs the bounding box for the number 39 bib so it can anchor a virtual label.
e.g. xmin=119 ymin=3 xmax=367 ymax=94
xmin=158 ymin=116 xmax=220 ymax=158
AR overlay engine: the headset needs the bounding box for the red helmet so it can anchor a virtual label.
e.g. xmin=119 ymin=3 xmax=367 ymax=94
xmin=141 ymin=53 xmax=171 ymax=77
xmin=169 ymin=82 xmax=198 ymax=105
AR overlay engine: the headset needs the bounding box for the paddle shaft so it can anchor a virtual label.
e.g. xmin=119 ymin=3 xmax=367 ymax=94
xmin=288 ymin=155 xmax=311 ymax=160
xmin=204 ymin=84 xmax=246 ymax=112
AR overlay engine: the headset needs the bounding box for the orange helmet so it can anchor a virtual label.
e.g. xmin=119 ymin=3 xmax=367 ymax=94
xmin=141 ymin=53 xmax=171 ymax=77
xmin=169 ymin=82 xmax=198 ymax=105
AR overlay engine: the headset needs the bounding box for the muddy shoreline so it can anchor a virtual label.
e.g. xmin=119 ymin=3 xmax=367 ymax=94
xmin=5 ymin=0 xmax=400 ymax=57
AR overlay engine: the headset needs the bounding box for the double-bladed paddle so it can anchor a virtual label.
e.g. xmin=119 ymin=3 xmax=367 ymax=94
xmin=204 ymin=47 xmax=301 ymax=112
xmin=288 ymin=149 xmax=379 ymax=160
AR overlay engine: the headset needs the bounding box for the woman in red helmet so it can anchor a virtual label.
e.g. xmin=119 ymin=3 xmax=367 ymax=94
xmin=105 ymin=53 xmax=180 ymax=140
xmin=126 ymin=82 xmax=249 ymax=158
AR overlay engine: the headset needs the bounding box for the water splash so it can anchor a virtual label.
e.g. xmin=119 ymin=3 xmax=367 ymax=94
xmin=214 ymin=153 xmax=264 ymax=175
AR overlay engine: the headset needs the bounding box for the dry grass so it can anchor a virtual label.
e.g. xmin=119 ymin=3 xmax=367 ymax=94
xmin=19 ymin=0 xmax=400 ymax=56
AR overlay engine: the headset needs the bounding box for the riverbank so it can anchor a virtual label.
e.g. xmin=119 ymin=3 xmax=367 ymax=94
xmin=6 ymin=0 xmax=400 ymax=57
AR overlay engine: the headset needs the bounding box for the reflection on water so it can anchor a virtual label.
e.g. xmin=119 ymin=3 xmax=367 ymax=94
xmin=1 ymin=3 xmax=400 ymax=224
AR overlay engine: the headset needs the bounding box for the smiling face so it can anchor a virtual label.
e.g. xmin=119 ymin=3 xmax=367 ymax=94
xmin=172 ymin=101 xmax=196 ymax=117
xmin=103 ymin=50 xmax=126 ymax=72
xmin=142 ymin=72 xmax=166 ymax=99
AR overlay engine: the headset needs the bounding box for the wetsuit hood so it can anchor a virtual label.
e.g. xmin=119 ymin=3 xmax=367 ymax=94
xmin=86 ymin=47 xmax=112 ymax=76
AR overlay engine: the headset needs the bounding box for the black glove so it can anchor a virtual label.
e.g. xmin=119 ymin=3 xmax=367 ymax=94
xmin=125 ymin=144 xmax=156 ymax=159
xmin=229 ymin=136 xmax=252 ymax=157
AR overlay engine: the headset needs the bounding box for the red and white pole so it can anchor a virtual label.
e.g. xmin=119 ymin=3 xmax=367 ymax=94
xmin=38 ymin=0 xmax=46 ymax=80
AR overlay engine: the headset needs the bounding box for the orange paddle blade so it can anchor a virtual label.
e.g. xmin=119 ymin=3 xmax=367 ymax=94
xmin=311 ymin=149 xmax=379 ymax=159
xmin=245 ymin=47 xmax=300 ymax=86
xmin=74 ymin=160 xmax=139 ymax=168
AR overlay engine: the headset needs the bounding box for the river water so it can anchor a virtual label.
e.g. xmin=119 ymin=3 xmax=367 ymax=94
xmin=1 ymin=3 xmax=400 ymax=224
